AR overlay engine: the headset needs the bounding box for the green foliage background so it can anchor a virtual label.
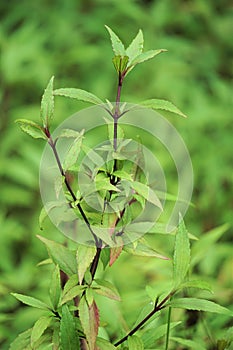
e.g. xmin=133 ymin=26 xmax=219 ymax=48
xmin=0 ymin=0 xmax=232 ymax=348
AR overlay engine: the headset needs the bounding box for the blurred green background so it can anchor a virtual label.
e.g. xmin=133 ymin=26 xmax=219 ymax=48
xmin=0 ymin=0 xmax=232 ymax=348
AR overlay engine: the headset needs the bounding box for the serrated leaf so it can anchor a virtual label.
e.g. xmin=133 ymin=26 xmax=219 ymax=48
xmin=37 ymin=235 xmax=77 ymax=276
xmin=63 ymin=131 xmax=84 ymax=171
xmin=61 ymin=285 xmax=85 ymax=305
xmin=41 ymin=76 xmax=54 ymax=127
xmin=129 ymin=49 xmax=167 ymax=67
xmin=54 ymin=175 xmax=65 ymax=199
xmin=16 ymin=119 xmax=47 ymax=139
xmin=171 ymin=337 xmax=206 ymax=350
xmin=39 ymin=201 xmax=65 ymax=229
xmin=94 ymin=279 xmax=121 ymax=301
xmin=173 ymin=219 xmax=190 ymax=288
xmin=168 ymin=298 xmax=233 ymax=316
xmin=11 ymin=293 xmax=50 ymax=310
xmin=53 ymin=88 xmax=103 ymax=105
xmin=10 ymin=328 xmax=32 ymax=350
xmin=31 ymin=316 xmax=52 ymax=347
xmin=96 ymin=337 xmax=117 ymax=349
xmin=130 ymin=181 xmax=163 ymax=209
xmin=105 ymin=25 xmax=126 ymax=56
xmin=124 ymin=240 xmax=168 ymax=260
xmin=49 ymin=265 xmax=61 ymax=310
xmin=110 ymin=244 xmax=123 ymax=267
xmin=59 ymin=128 xmax=84 ymax=139
xmin=79 ymin=297 xmax=99 ymax=350
xmin=126 ymin=29 xmax=144 ymax=65
xmin=128 ymin=335 xmax=144 ymax=350
xmin=178 ymin=280 xmax=213 ymax=293
xmin=60 ymin=304 xmax=80 ymax=350
xmin=141 ymin=99 xmax=187 ymax=118
xmin=76 ymin=245 xmax=97 ymax=284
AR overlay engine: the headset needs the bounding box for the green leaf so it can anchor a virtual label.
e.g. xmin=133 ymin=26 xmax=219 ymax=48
xmin=112 ymin=55 xmax=129 ymax=73
xmin=37 ymin=235 xmax=77 ymax=276
xmin=105 ymin=25 xmax=126 ymax=56
xmin=168 ymin=298 xmax=233 ymax=316
xmin=63 ymin=274 xmax=79 ymax=295
xmin=60 ymin=304 xmax=80 ymax=350
xmin=173 ymin=219 xmax=190 ymax=288
xmin=124 ymin=240 xmax=169 ymax=260
xmin=41 ymin=76 xmax=54 ymax=127
xmin=61 ymin=285 xmax=85 ymax=305
xmin=141 ymin=322 xmax=181 ymax=347
xmin=129 ymin=49 xmax=167 ymax=67
xmin=11 ymin=293 xmax=50 ymax=310
xmin=128 ymin=335 xmax=144 ymax=350
xmin=170 ymin=337 xmax=206 ymax=350
xmin=49 ymin=265 xmax=61 ymax=310
xmin=10 ymin=328 xmax=32 ymax=350
xmin=94 ymin=279 xmax=121 ymax=301
xmin=126 ymin=29 xmax=144 ymax=65
xmin=112 ymin=170 xmax=133 ymax=181
xmin=86 ymin=287 xmax=94 ymax=306
xmin=96 ymin=337 xmax=117 ymax=349
xmin=59 ymin=129 xmax=84 ymax=139
xmin=130 ymin=181 xmax=163 ymax=209
xmin=53 ymin=88 xmax=103 ymax=105
xmin=39 ymin=201 xmax=65 ymax=229
xmin=63 ymin=131 xmax=84 ymax=171
xmin=140 ymin=99 xmax=187 ymax=118
xmin=178 ymin=280 xmax=213 ymax=293
xmin=16 ymin=119 xmax=47 ymax=139
xmin=101 ymin=249 xmax=110 ymax=269
xmin=76 ymin=245 xmax=97 ymax=284
xmin=31 ymin=316 xmax=52 ymax=347
xmin=79 ymin=297 xmax=99 ymax=350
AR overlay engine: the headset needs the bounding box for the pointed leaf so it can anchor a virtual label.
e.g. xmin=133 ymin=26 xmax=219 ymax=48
xmin=130 ymin=49 xmax=167 ymax=67
xmin=105 ymin=25 xmax=126 ymax=56
xmin=124 ymin=240 xmax=169 ymax=260
xmin=61 ymin=285 xmax=85 ymax=305
xmin=86 ymin=287 xmax=94 ymax=306
xmin=11 ymin=293 xmax=50 ymax=310
xmin=53 ymin=88 xmax=103 ymax=105
xmin=94 ymin=279 xmax=121 ymax=301
xmin=16 ymin=119 xmax=47 ymax=139
xmin=142 ymin=322 xmax=181 ymax=347
xmin=63 ymin=131 xmax=84 ymax=171
xmin=41 ymin=76 xmax=54 ymax=127
xmin=126 ymin=29 xmax=144 ymax=65
xmin=60 ymin=304 xmax=80 ymax=350
xmin=173 ymin=219 xmax=190 ymax=288
xmin=63 ymin=274 xmax=79 ymax=295
xmin=130 ymin=181 xmax=163 ymax=209
xmin=171 ymin=337 xmax=206 ymax=350
xmin=178 ymin=280 xmax=213 ymax=293
xmin=96 ymin=337 xmax=117 ymax=349
xmin=141 ymin=99 xmax=187 ymax=118
xmin=168 ymin=298 xmax=233 ymax=316
xmin=79 ymin=297 xmax=99 ymax=350
xmin=31 ymin=316 xmax=52 ymax=347
xmin=76 ymin=245 xmax=97 ymax=284
xmin=37 ymin=235 xmax=77 ymax=276
xmin=49 ymin=265 xmax=61 ymax=310
xmin=112 ymin=55 xmax=129 ymax=73
xmin=128 ymin=335 xmax=144 ymax=350
xmin=59 ymin=129 xmax=84 ymax=139
xmin=10 ymin=329 xmax=32 ymax=350
xmin=110 ymin=244 xmax=123 ymax=266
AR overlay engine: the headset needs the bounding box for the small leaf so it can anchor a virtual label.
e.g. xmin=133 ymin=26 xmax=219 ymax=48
xmin=105 ymin=25 xmax=126 ymax=56
xmin=61 ymin=285 xmax=85 ymax=305
xmin=141 ymin=99 xmax=187 ymax=118
xmin=37 ymin=235 xmax=77 ymax=276
xmin=58 ymin=129 xmax=84 ymax=139
xmin=126 ymin=29 xmax=144 ymax=65
xmin=94 ymin=279 xmax=121 ymax=301
xmin=31 ymin=316 xmax=52 ymax=347
xmin=49 ymin=265 xmax=61 ymax=310
xmin=53 ymin=88 xmax=103 ymax=105
xmin=96 ymin=337 xmax=117 ymax=349
xmin=16 ymin=119 xmax=47 ymax=140
xmin=60 ymin=304 xmax=80 ymax=350
xmin=168 ymin=298 xmax=233 ymax=316
xmin=86 ymin=287 xmax=94 ymax=306
xmin=63 ymin=131 xmax=84 ymax=171
xmin=10 ymin=329 xmax=32 ymax=350
xmin=178 ymin=280 xmax=213 ymax=293
xmin=41 ymin=76 xmax=54 ymax=127
xmin=112 ymin=170 xmax=133 ymax=181
xmin=130 ymin=181 xmax=163 ymax=209
xmin=173 ymin=218 xmax=190 ymax=288
xmin=142 ymin=322 xmax=181 ymax=347
xmin=39 ymin=201 xmax=65 ymax=229
xmin=11 ymin=293 xmax=50 ymax=310
xmin=101 ymin=249 xmax=110 ymax=269
xmin=76 ymin=245 xmax=97 ymax=284
xmin=79 ymin=297 xmax=99 ymax=350
xmin=54 ymin=175 xmax=65 ymax=199
xmin=124 ymin=240 xmax=169 ymax=260
xmin=63 ymin=274 xmax=79 ymax=295
xmin=171 ymin=337 xmax=206 ymax=350
xmin=130 ymin=49 xmax=167 ymax=67
xmin=128 ymin=335 xmax=144 ymax=350
xmin=112 ymin=55 xmax=129 ymax=73
xmin=110 ymin=244 xmax=123 ymax=267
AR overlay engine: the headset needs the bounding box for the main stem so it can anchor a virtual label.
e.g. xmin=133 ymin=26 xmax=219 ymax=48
xmin=113 ymin=72 xmax=124 ymax=151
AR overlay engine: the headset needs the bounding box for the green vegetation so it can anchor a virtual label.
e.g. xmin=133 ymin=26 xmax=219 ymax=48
xmin=0 ymin=1 xmax=232 ymax=349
